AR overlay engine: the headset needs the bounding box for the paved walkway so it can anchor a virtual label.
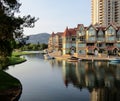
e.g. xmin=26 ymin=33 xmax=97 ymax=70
xmin=48 ymin=50 xmax=120 ymax=61
xmin=49 ymin=52 xmax=118 ymax=61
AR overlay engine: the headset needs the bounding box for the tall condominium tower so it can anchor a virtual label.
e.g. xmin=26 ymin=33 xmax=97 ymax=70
xmin=92 ymin=0 xmax=120 ymax=26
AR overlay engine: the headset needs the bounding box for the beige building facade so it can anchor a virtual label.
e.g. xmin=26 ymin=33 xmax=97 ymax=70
xmin=92 ymin=0 xmax=120 ymax=26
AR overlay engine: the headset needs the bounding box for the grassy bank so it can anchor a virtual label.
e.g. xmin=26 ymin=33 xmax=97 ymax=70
xmin=8 ymin=56 xmax=26 ymax=66
xmin=12 ymin=51 xmax=32 ymax=57
xmin=0 ymin=70 xmax=21 ymax=91
xmin=7 ymin=51 xmax=32 ymax=66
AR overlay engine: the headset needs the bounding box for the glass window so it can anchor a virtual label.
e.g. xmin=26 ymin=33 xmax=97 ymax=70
xmin=79 ymin=43 xmax=86 ymax=47
xmin=88 ymin=37 xmax=96 ymax=41
xmin=117 ymin=30 xmax=120 ymax=36
xmin=107 ymin=26 xmax=115 ymax=35
xmin=88 ymin=27 xmax=96 ymax=36
xmin=117 ymin=43 xmax=120 ymax=48
xmin=106 ymin=36 xmax=115 ymax=41
xmin=97 ymin=37 xmax=105 ymax=41
xmin=78 ymin=27 xmax=85 ymax=36
xmin=79 ymin=50 xmax=86 ymax=54
xmin=98 ymin=30 xmax=104 ymax=36
xmin=72 ymin=38 xmax=76 ymax=41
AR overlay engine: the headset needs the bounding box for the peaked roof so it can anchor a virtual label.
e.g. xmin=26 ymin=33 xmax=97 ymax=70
xmin=87 ymin=24 xmax=98 ymax=30
xmin=105 ymin=23 xmax=118 ymax=30
xmin=56 ymin=32 xmax=63 ymax=36
xmin=76 ymin=24 xmax=85 ymax=31
xmin=51 ymin=32 xmax=55 ymax=37
xmin=63 ymin=27 xmax=76 ymax=37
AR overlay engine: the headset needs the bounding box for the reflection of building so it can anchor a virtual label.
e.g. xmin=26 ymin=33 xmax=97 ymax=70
xmin=90 ymin=88 xmax=120 ymax=101
xmin=61 ymin=61 xmax=120 ymax=101
xmin=91 ymin=0 xmax=120 ymax=26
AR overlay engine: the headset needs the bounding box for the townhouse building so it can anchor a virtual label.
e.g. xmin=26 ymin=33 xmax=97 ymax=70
xmin=48 ymin=32 xmax=63 ymax=52
xmin=48 ymin=23 xmax=120 ymax=56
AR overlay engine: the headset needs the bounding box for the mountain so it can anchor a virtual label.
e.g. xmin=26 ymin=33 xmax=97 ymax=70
xmin=26 ymin=33 xmax=50 ymax=44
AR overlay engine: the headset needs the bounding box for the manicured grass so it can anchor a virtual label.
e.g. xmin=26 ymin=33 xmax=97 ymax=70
xmin=0 ymin=70 xmax=21 ymax=91
xmin=12 ymin=51 xmax=31 ymax=57
xmin=8 ymin=56 xmax=26 ymax=66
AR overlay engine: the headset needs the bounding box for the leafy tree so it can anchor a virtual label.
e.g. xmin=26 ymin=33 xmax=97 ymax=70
xmin=0 ymin=0 xmax=38 ymax=57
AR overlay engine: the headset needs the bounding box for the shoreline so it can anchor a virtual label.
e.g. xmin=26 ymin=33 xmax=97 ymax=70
xmin=0 ymin=71 xmax=22 ymax=101
xmin=49 ymin=53 xmax=119 ymax=61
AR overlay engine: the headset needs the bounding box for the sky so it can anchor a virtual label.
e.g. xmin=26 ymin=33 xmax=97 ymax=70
xmin=19 ymin=0 xmax=91 ymax=35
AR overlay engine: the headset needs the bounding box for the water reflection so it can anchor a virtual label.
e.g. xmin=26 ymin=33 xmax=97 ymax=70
xmin=48 ymin=60 xmax=120 ymax=101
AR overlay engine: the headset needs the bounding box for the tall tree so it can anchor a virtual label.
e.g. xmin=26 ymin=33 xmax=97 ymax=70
xmin=0 ymin=0 xmax=38 ymax=57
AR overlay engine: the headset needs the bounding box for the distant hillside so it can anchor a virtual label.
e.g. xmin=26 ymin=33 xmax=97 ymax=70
xmin=26 ymin=33 xmax=50 ymax=44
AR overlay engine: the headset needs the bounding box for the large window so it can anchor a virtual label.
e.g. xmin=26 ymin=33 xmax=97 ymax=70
xmin=117 ymin=43 xmax=120 ymax=48
xmin=117 ymin=30 xmax=120 ymax=41
xmin=107 ymin=26 xmax=115 ymax=36
xmin=79 ymin=43 xmax=86 ymax=47
xmin=72 ymin=37 xmax=76 ymax=41
xmin=106 ymin=36 xmax=115 ymax=41
xmin=88 ymin=37 xmax=96 ymax=41
xmin=79 ymin=50 xmax=86 ymax=54
xmin=98 ymin=30 xmax=104 ymax=37
xmin=79 ymin=27 xmax=85 ymax=36
xmin=97 ymin=37 xmax=105 ymax=41
xmin=88 ymin=27 xmax=96 ymax=36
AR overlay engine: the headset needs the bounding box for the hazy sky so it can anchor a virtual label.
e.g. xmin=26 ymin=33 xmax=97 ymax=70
xmin=20 ymin=0 xmax=91 ymax=35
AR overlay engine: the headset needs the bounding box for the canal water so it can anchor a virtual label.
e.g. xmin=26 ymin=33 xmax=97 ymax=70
xmin=5 ymin=53 xmax=120 ymax=101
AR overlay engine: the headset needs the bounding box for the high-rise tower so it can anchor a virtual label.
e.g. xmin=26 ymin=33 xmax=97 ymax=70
xmin=92 ymin=0 xmax=120 ymax=26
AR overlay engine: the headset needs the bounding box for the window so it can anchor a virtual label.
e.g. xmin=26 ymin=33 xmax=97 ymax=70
xmin=79 ymin=50 xmax=86 ymax=54
xmin=98 ymin=30 xmax=104 ymax=37
xmin=79 ymin=27 xmax=85 ymax=36
xmin=107 ymin=26 xmax=115 ymax=35
xmin=88 ymin=27 xmax=96 ymax=36
xmin=117 ymin=43 xmax=120 ymax=48
xmin=117 ymin=30 xmax=120 ymax=41
xmin=72 ymin=38 xmax=76 ymax=41
xmin=79 ymin=43 xmax=86 ymax=47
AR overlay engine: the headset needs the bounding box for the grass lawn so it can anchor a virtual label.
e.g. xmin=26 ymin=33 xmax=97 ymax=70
xmin=12 ymin=51 xmax=31 ymax=57
xmin=8 ymin=56 xmax=26 ymax=66
xmin=0 ymin=70 xmax=21 ymax=91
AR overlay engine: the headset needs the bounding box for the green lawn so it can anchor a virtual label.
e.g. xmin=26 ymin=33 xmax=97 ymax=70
xmin=8 ymin=56 xmax=26 ymax=66
xmin=0 ymin=70 xmax=21 ymax=91
xmin=12 ymin=51 xmax=31 ymax=57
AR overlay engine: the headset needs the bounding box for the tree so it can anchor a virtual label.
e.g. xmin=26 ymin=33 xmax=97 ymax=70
xmin=0 ymin=0 xmax=38 ymax=57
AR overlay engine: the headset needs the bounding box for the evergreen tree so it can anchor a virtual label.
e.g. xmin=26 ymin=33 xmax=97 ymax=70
xmin=0 ymin=0 xmax=38 ymax=57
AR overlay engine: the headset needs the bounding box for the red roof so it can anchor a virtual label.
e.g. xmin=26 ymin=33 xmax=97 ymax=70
xmin=51 ymin=32 xmax=55 ymax=37
xmin=63 ymin=27 xmax=76 ymax=37
xmin=56 ymin=32 xmax=63 ymax=37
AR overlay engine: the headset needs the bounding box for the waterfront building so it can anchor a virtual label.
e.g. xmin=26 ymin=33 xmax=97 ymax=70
xmin=91 ymin=0 xmax=120 ymax=26
xmin=48 ymin=32 xmax=63 ymax=52
xmin=76 ymin=23 xmax=120 ymax=56
xmin=48 ymin=32 xmax=55 ymax=52
xmin=48 ymin=23 xmax=120 ymax=56
xmin=62 ymin=27 xmax=76 ymax=55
